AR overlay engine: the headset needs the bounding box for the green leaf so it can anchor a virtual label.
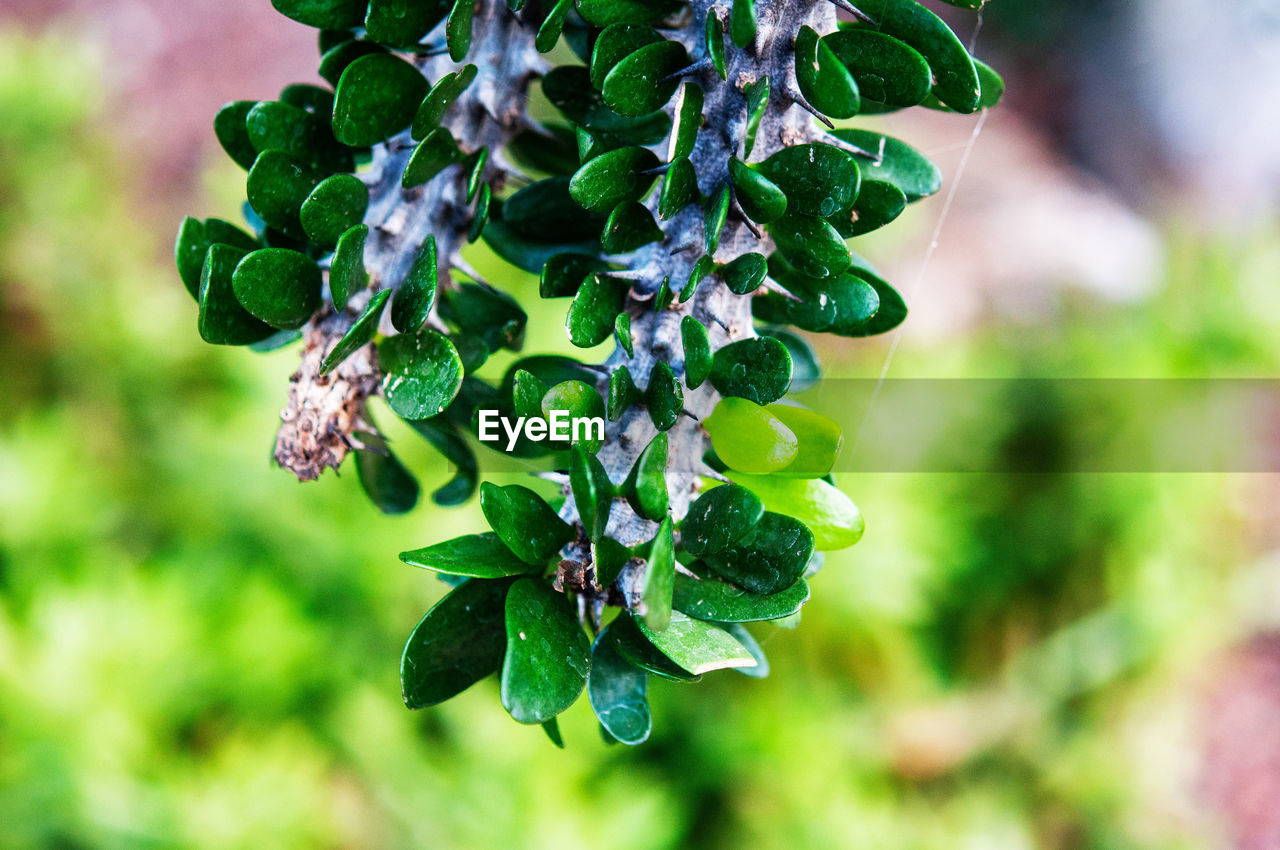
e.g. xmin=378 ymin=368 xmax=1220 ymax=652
xmin=601 ymin=201 xmax=663 ymax=254
xmin=568 ymin=146 xmax=660 ymax=213
xmin=593 ymin=536 xmax=631 ymax=587
xmin=542 ymin=717 xmax=565 ymax=748
xmin=668 ymin=82 xmax=704 ymax=160
xmin=329 ymin=223 xmax=369 ymax=311
xmin=588 ymin=630 xmax=651 ymax=745
xmin=512 ymin=369 xmax=548 ymax=420
xmin=703 ymin=511 xmax=814 ymax=594
xmin=412 ymin=64 xmax=478 ymax=138
xmin=213 ymin=100 xmax=258 ymax=170
xmin=607 ymin=365 xmax=639 ymax=420
xmin=174 ymin=217 xmax=208 ymax=298
xmin=500 ymin=578 xmax=591 ymax=724
xmin=729 ymin=0 xmax=756 ymax=48
xmin=536 ymin=0 xmax=573 ymax=52
xmin=658 ymin=156 xmax=699 ymax=219
xmin=245 ymin=100 xmax=351 ymax=172
xmin=845 ymin=260 xmax=907 ymax=336
xmin=710 ymin=336 xmax=791 ymax=404
xmin=637 ymin=610 xmax=757 ymax=674
xmin=641 ymin=518 xmax=675 ymax=631
xmin=178 ymin=218 xmax=259 ymax=300
xmin=704 ymin=397 xmax=798 ymax=474
xmin=446 ymin=0 xmax=476 ymax=61
xmin=403 ymin=127 xmax=462 ymax=188
xmin=576 ymin=0 xmax=680 ymax=26
xmin=391 ymin=236 xmax=437 ymax=334
xmin=541 ymin=253 xmax=608 ymax=299
xmin=759 ymin=143 xmax=860 ymax=218
xmin=645 ymin=361 xmax=683 ymax=432
xmin=757 ymin=259 xmax=880 ymax=335
xmin=508 ymin=126 xmax=579 ymax=177
xmin=499 ymin=355 xmax=597 ymax=399
xmin=408 ymin=415 xmax=479 ymax=505
xmin=231 ymin=248 xmax=323 ymax=330
xmin=719 ymin=252 xmax=767 ymax=295
xmin=246 ymin=150 xmax=324 ymax=237
xmin=332 ymin=52 xmax=428 ymax=146
xmin=401 ymin=578 xmax=511 ymax=709
xmin=705 ymin=11 xmax=727 ymax=80
xmin=400 ymin=532 xmax=537 ymax=578
xmin=439 ymin=283 xmax=527 ymax=352
xmin=974 ymin=58 xmax=1005 ymax=110
xmin=729 ymin=158 xmax=786 ymax=224
xmin=271 ymin=0 xmax=367 ymax=29
xmin=824 ymin=29 xmax=931 ymax=107
xmin=609 ymin=612 xmax=700 ymax=681
xmin=480 ymin=482 xmax=573 ymax=565
xmin=704 ymin=184 xmax=730 ymax=254
xmin=378 ymin=330 xmax=464 ymax=419
xmin=680 ymin=316 xmax=711 ymax=389
xmin=567 ymin=274 xmax=627 ymax=348
xmin=725 ymin=622 xmax=769 ymax=677
xmin=501 ymin=176 xmax=606 ymax=242
xmin=321 ymin=288 xmax=389 ymax=374
xmin=830 ymin=128 xmax=941 ymax=201
xmin=835 ymin=179 xmax=907 ymax=237
xmin=767 ymin=404 xmax=843 ymax=477
xmin=542 ymin=66 xmax=672 ymax=147
xmin=680 ymin=255 xmax=714 ymax=303
xmin=355 ymin=445 xmax=420 ymax=514
xmin=366 ymin=0 xmax=448 ymax=47
xmin=197 ymin=245 xmax=276 ymax=346
xmin=742 ymin=76 xmax=769 ymax=159
xmin=673 ymin=573 xmax=809 ymax=622
xmin=318 ymin=39 xmax=388 ymax=88
xmin=794 ymin=25 xmax=860 ymax=119
xmin=570 ymin=446 xmax=613 ymax=541
xmin=614 ymin=313 xmax=634 ymax=356
xmin=602 ymin=40 xmax=687 ymax=118
xmin=769 ymin=211 xmax=850 ymax=279
xmin=758 ymin=327 xmax=819 ymax=391
xmin=624 ymin=432 xmax=669 ymax=521
xmin=726 ymin=474 xmax=864 ymax=550
xmin=541 ymin=380 xmax=607 ymax=453
xmin=680 ymin=482 xmax=765 ymax=557
xmin=590 ymin=24 xmax=663 ymax=88
xmin=853 ymin=0 xmax=980 ymax=112
xmin=300 ymin=173 xmax=369 ymax=248
xmin=205 ymin=217 xmax=261 ymax=252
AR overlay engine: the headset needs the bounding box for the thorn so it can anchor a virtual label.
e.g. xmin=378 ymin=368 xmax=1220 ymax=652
xmin=681 ymin=409 xmax=701 ymax=422
xmin=730 ymin=195 xmax=764 ymax=239
xmin=669 ymin=243 xmax=699 ymax=256
xmin=698 ymin=464 xmax=732 ymax=483
xmin=452 ymin=256 xmax=488 ymax=287
xmin=638 ymin=163 xmax=673 ymax=177
xmin=763 ymin=278 xmax=800 ymax=301
xmin=659 ymin=57 xmax=714 ymax=85
xmin=822 ymin=131 xmax=878 ymax=160
xmin=824 ymin=0 xmax=875 ymax=24
xmin=788 ymin=88 xmax=836 ymax=130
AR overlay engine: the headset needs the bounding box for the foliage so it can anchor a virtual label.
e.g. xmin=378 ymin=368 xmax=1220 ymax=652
xmin=4 ymin=26 xmax=1280 ymax=846
xmin=172 ymin=0 xmax=1001 ymax=737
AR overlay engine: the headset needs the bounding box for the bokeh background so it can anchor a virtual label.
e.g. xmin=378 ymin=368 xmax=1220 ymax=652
xmin=2 ymin=1 xmax=1280 ymax=847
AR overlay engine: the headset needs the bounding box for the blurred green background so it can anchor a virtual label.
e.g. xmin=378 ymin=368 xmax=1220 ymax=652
xmin=3 ymin=4 xmax=1280 ymax=848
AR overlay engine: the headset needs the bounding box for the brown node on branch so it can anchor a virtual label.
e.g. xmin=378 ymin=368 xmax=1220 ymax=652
xmin=273 ymin=310 xmax=380 ymax=482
